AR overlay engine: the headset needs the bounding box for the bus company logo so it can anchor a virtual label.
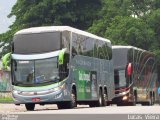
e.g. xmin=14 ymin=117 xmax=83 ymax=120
xmin=79 ymin=71 xmax=90 ymax=82
xmin=1 ymin=113 xmax=18 ymax=120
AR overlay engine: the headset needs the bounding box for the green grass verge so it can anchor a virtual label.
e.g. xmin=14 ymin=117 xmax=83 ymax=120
xmin=0 ymin=97 xmax=13 ymax=103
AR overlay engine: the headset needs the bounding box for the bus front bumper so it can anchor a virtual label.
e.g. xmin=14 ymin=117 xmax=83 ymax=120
xmin=12 ymin=89 xmax=65 ymax=104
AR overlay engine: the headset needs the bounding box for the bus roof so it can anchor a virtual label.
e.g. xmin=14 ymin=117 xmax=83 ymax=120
xmin=112 ymin=45 xmax=155 ymax=56
xmin=15 ymin=26 xmax=111 ymax=43
xmin=112 ymin=45 xmax=146 ymax=52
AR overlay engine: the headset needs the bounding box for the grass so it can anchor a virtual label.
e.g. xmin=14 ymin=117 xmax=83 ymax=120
xmin=0 ymin=97 xmax=13 ymax=103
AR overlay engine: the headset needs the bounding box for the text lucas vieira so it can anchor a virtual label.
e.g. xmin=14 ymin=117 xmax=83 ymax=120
xmin=128 ymin=114 xmax=159 ymax=120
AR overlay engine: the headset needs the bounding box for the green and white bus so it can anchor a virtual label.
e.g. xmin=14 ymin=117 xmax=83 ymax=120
xmin=112 ymin=46 xmax=158 ymax=106
xmin=11 ymin=26 xmax=115 ymax=110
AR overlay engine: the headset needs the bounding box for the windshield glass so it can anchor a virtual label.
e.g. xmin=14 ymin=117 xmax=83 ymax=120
xmin=12 ymin=57 xmax=60 ymax=86
xmin=114 ymin=69 xmax=127 ymax=89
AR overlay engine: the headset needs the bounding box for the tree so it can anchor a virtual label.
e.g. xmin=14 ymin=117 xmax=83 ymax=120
xmin=143 ymin=9 xmax=160 ymax=55
xmin=88 ymin=0 xmax=132 ymax=36
xmin=105 ymin=16 xmax=155 ymax=50
xmin=9 ymin=0 xmax=102 ymax=30
xmin=88 ymin=0 xmax=160 ymax=36
xmin=0 ymin=29 xmax=15 ymax=57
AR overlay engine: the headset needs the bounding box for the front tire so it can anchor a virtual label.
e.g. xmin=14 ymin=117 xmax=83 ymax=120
xmin=68 ymin=89 xmax=77 ymax=108
xmin=25 ymin=103 xmax=35 ymax=111
xmin=58 ymin=89 xmax=77 ymax=109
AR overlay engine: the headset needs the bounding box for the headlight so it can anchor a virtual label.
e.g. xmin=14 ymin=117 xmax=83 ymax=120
xmin=49 ymin=83 xmax=65 ymax=92
xmin=121 ymin=91 xmax=127 ymax=95
xmin=13 ymin=84 xmax=65 ymax=96
xmin=122 ymin=96 xmax=128 ymax=101
xmin=13 ymin=90 xmax=21 ymax=94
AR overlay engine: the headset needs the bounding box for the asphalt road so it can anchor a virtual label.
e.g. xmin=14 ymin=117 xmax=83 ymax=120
xmin=0 ymin=103 xmax=160 ymax=114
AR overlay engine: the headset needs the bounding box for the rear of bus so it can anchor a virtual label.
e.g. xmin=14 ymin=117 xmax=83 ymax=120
xmin=112 ymin=46 xmax=135 ymax=105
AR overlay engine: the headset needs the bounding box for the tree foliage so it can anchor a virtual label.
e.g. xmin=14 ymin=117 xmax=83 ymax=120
xmin=9 ymin=0 xmax=102 ymax=30
xmin=105 ymin=16 xmax=154 ymax=50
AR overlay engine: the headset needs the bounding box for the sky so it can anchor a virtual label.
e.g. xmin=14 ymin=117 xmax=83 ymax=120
xmin=0 ymin=0 xmax=17 ymax=34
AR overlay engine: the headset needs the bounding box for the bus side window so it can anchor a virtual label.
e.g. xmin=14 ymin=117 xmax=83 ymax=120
xmin=72 ymin=47 xmax=77 ymax=57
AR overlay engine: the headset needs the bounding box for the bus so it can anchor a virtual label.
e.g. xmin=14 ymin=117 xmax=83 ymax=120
xmin=112 ymin=45 xmax=158 ymax=106
xmin=11 ymin=26 xmax=115 ymax=110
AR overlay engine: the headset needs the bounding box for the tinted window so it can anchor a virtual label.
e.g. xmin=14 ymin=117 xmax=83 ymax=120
xmin=97 ymin=41 xmax=112 ymax=60
xmin=97 ymin=40 xmax=104 ymax=59
xmin=72 ymin=33 xmax=94 ymax=57
xmin=72 ymin=33 xmax=111 ymax=60
xmin=72 ymin=33 xmax=85 ymax=55
xmin=83 ymin=37 xmax=94 ymax=57
xmin=107 ymin=44 xmax=112 ymax=60
xmin=62 ymin=31 xmax=70 ymax=53
xmin=93 ymin=39 xmax=98 ymax=58
xmin=13 ymin=32 xmax=61 ymax=54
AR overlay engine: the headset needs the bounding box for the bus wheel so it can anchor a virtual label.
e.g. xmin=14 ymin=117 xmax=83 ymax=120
xmin=102 ymin=91 xmax=108 ymax=106
xmin=130 ymin=94 xmax=136 ymax=106
xmin=25 ymin=103 xmax=35 ymax=111
xmin=67 ymin=89 xmax=77 ymax=109
xmin=148 ymin=93 xmax=153 ymax=106
xmin=57 ymin=89 xmax=76 ymax=109
xmin=96 ymin=89 xmax=103 ymax=107
xmin=89 ymin=89 xmax=103 ymax=107
xmin=152 ymin=93 xmax=155 ymax=105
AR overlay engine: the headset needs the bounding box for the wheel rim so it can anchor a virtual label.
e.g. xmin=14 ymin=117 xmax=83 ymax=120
xmin=133 ymin=95 xmax=136 ymax=104
xmin=99 ymin=91 xmax=102 ymax=106
xmin=99 ymin=96 xmax=102 ymax=105
xmin=71 ymin=90 xmax=76 ymax=107
xmin=103 ymin=93 xmax=107 ymax=106
xmin=72 ymin=94 xmax=76 ymax=105
xmin=149 ymin=96 xmax=152 ymax=105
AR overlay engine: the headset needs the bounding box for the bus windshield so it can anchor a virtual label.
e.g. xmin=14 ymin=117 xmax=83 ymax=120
xmin=12 ymin=57 xmax=60 ymax=86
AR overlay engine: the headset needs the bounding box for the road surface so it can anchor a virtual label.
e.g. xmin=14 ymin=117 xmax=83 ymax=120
xmin=0 ymin=104 xmax=159 ymax=114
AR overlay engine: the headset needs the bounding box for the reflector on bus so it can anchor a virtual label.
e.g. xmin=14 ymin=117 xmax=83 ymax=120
xmin=127 ymin=63 xmax=132 ymax=76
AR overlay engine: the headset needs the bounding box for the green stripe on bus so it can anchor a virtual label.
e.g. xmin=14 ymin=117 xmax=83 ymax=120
xmin=14 ymin=78 xmax=67 ymax=89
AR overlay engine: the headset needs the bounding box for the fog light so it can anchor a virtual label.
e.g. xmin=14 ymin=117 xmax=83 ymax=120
xmin=122 ymin=96 xmax=128 ymax=101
